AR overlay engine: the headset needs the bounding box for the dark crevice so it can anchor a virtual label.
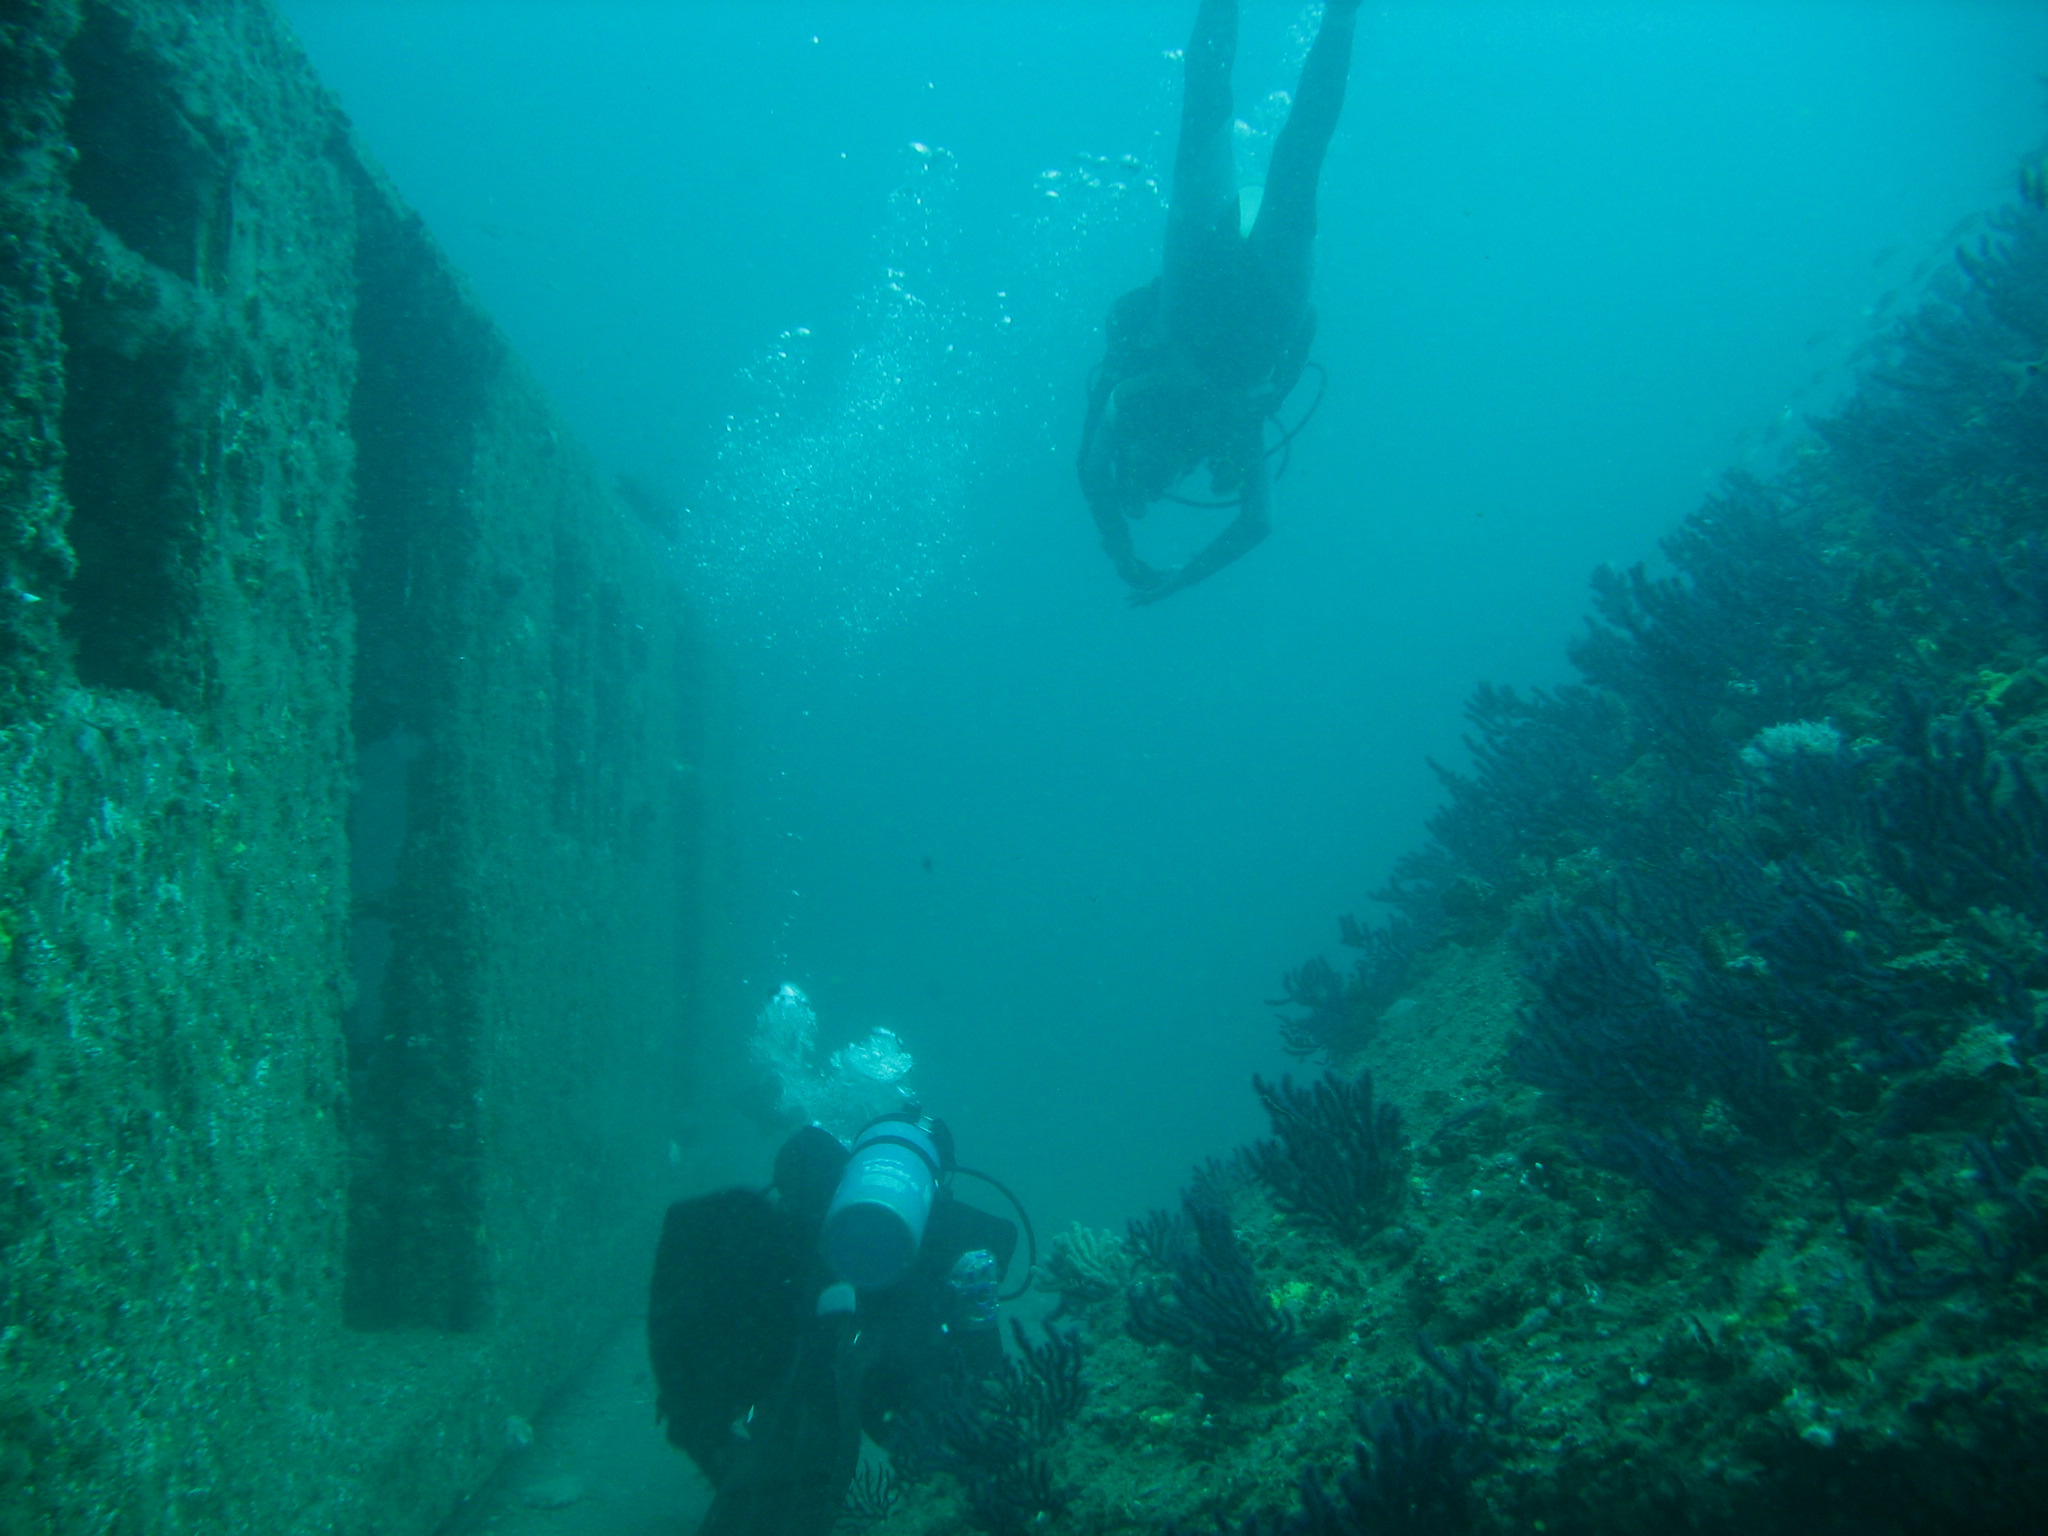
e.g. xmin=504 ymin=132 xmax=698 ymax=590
xmin=63 ymin=3 xmax=231 ymax=288
xmin=550 ymin=532 xmax=593 ymax=835
xmin=551 ymin=544 xmax=637 ymax=843
xmin=55 ymin=314 xmax=192 ymax=703
xmin=53 ymin=3 xmax=236 ymax=705
xmin=341 ymin=168 xmax=498 ymax=1334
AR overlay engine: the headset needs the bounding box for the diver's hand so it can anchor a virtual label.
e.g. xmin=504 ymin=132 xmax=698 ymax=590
xmin=1127 ymin=567 xmax=1188 ymax=606
xmin=1116 ymin=556 xmax=1166 ymax=594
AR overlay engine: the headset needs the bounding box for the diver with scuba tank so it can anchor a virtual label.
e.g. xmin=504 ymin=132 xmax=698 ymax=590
xmin=1078 ymin=0 xmax=1362 ymax=604
xmin=648 ymin=1107 xmax=1032 ymax=1536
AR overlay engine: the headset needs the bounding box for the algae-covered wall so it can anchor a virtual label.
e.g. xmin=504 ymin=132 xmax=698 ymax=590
xmin=0 ymin=2 xmax=714 ymax=1530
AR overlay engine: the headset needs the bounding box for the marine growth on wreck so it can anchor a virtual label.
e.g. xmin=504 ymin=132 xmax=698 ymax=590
xmin=8 ymin=2 xmax=2048 ymax=1533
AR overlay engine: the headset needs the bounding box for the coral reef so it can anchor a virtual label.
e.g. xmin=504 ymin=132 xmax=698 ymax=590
xmin=876 ymin=145 xmax=2048 ymax=1536
xmin=1273 ymin=915 xmax=1420 ymax=1062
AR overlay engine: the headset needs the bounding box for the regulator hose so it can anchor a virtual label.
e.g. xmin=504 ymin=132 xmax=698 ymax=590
xmin=1157 ymin=360 xmax=1331 ymax=510
xmin=953 ymin=1164 xmax=1039 ymax=1302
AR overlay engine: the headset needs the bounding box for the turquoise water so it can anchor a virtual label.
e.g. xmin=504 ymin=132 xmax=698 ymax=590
xmin=285 ymin=0 xmax=2048 ymax=1235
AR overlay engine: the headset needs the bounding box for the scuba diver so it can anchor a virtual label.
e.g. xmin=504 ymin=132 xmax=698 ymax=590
xmin=648 ymin=1108 xmax=1031 ymax=1536
xmin=1079 ymin=0 xmax=1362 ymax=604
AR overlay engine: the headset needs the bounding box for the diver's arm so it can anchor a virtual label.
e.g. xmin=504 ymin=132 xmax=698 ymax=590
xmin=1079 ymin=380 xmax=1166 ymax=593
xmin=1079 ymin=284 xmax=1169 ymax=592
xmin=1089 ymin=478 xmax=1165 ymax=593
xmin=1128 ymin=496 xmax=1268 ymax=604
xmin=699 ymin=1289 xmax=864 ymax=1536
xmin=1077 ymin=365 xmax=1115 ymax=484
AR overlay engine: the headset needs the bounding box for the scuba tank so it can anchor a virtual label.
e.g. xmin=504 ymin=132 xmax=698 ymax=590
xmin=820 ymin=1110 xmax=952 ymax=1289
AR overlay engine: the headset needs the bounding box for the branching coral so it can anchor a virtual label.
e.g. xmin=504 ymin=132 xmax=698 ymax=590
xmin=1250 ymin=1072 xmax=1408 ymax=1243
xmin=1125 ymin=1194 xmax=1308 ymax=1398
xmin=980 ymin=1320 xmax=1089 ymax=1447
xmin=1273 ymin=916 xmax=1418 ymax=1063
xmin=887 ymin=1321 xmax=1086 ymax=1536
xmin=1427 ymin=682 xmax=1632 ymax=891
xmin=1582 ymin=1122 xmax=1760 ymax=1248
xmin=1125 ymin=1204 xmax=1191 ymax=1273
xmin=1873 ymin=697 xmax=2048 ymax=921
xmin=1033 ymin=1222 xmax=1131 ymax=1310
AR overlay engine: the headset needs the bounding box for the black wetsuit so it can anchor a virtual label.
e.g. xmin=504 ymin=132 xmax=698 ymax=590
xmin=648 ymin=1127 xmax=1016 ymax=1536
xmin=1079 ymin=0 xmax=1360 ymax=602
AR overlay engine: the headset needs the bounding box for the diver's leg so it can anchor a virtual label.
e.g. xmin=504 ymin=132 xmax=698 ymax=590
xmin=1178 ymin=0 xmax=1236 ymax=156
xmin=1162 ymin=0 xmax=1238 ymax=313
xmin=1249 ymin=0 xmax=1361 ymax=317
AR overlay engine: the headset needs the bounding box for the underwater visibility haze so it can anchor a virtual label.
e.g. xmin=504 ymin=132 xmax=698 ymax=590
xmin=8 ymin=0 xmax=2048 ymax=1531
xmin=283 ymin=0 xmax=2048 ymax=1224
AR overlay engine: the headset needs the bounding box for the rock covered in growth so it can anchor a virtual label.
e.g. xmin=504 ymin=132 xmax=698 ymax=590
xmin=1202 ymin=154 xmax=2048 ymax=1535
xmin=876 ymin=155 xmax=2048 ymax=1536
